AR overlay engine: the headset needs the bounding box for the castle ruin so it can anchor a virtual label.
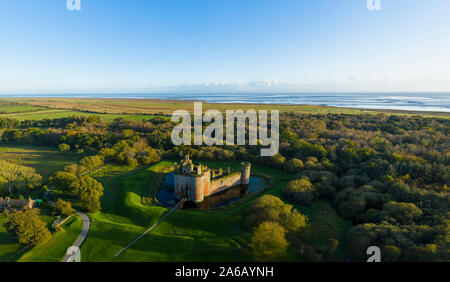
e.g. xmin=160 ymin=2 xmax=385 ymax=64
xmin=173 ymin=155 xmax=251 ymax=203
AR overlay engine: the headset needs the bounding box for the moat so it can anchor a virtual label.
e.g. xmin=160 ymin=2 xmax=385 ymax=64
xmin=157 ymin=173 xmax=268 ymax=209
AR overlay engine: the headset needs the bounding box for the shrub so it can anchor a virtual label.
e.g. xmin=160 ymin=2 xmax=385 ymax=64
xmin=58 ymin=143 xmax=70 ymax=152
xmin=251 ymin=222 xmax=288 ymax=259
xmin=283 ymin=177 xmax=317 ymax=205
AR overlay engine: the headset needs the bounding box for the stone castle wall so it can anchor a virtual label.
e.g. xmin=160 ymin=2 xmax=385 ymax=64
xmin=210 ymin=173 xmax=242 ymax=196
xmin=174 ymin=161 xmax=251 ymax=203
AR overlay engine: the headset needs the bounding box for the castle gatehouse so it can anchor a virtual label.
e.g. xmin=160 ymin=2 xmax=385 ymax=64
xmin=173 ymin=155 xmax=251 ymax=203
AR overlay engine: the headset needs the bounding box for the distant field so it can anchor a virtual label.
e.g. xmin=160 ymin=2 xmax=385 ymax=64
xmin=1 ymin=98 xmax=448 ymax=121
xmin=0 ymin=97 xmax=398 ymax=115
xmin=0 ymin=145 xmax=83 ymax=180
xmin=0 ymin=108 xmax=162 ymax=122
xmin=0 ymin=100 xmax=43 ymax=114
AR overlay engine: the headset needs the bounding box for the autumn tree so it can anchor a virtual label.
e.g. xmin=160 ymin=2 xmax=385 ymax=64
xmin=0 ymin=160 xmax=42 ymax=195
xmin=69 ymin=175 xmax=104 ymax=212
xmin=48 ymin=171 xmax=78 ymax=195
xmin=251 ymin=221 xmax=289 ymax=259
xmin=58 ymin=143 xmax=70 ymax=152
xmin=55 ymin=199 xmax=75 ymax=216
xmin=5 ymin=208 xmax=51 ymax=246
xmin=383 ymin=201 xmax=423 ymax=224
xmin=245 ymin=195 xmax=307 ymax=232
xmin=283 ymin=177 xmax=317 ymax=205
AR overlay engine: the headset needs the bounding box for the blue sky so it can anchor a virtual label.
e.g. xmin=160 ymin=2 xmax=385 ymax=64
xmin=0 ymin=0 xmax=449 ymax=94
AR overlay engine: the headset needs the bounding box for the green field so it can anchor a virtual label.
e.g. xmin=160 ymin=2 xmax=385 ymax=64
xmin=5 ymin=98 xmax=449 ymax=118
xmin=0 ymin=108 xmax=163 ymax=122
xmin=0 ymin=101 xmax=43 ymax=114
xmin=1 ymin=98 xmax=448 ymax=122
xmin=0 ymin=144 xmax=83 ymax=180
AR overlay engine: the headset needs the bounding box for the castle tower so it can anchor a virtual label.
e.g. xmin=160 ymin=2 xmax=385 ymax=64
xmin=240 ymin=162 xmax=251 ymax=185
xmin=192 ymin=174 xmax=205 ymax=203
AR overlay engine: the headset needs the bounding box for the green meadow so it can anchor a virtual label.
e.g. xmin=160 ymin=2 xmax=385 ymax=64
xmin=0 ymin=144 xmax=83 ymax=180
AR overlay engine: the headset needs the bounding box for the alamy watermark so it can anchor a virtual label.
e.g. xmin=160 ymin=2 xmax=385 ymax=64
xmin=171 ymin=102 xmax=279 ymax=157
xmin=367 ymin=246 xmax=381 ymax=262
xmin=67 ymin=0 xmax=81 ymax=11
xmin=367 ymin=0 xmax=381 ymax=11
xmin=65 ymin=246 xmax=81 ymax=262
xmin=67 ymin=1 xmax=379 ymax=12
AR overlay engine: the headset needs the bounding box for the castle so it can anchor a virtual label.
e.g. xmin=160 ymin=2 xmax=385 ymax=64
xmin=173 ymin=155 xmax=251 ymax=203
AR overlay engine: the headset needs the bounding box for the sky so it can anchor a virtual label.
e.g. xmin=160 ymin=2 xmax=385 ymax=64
xmin=0 ymin=0 xmax=449 ymax=94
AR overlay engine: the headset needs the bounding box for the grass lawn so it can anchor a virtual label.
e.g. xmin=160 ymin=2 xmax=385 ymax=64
xmin=0 ymin=144 xmax=83 ymax=181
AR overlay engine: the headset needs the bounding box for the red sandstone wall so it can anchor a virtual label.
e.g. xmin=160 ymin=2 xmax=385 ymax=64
xmin=210 ymin=174 xmax=241 ymax=195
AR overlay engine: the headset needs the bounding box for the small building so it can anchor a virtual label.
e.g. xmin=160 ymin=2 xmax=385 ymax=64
xmin=173 ymin=155 xmax=251 ymax=203
xmin=0 ymin=197 xmax=36 ymax=210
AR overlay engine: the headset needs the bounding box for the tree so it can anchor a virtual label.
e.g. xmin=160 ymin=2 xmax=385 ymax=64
xmin=0 ymin=160 xmax=42 ymax=194
xmin=383 ymin=201 xmax=423 ymax=224
xmin=79 ymin=155 xmax=104 ymax=171
xmin=283 ymin=177 xmax=317 ymax=205
xmin=328 ymin=238 xmax=339 ymax=255
xmin=70 ymin=175 xmax=104 ymax=212
xmin=5 ymin=208 xmax=51 ymax=246
xmin=251 ymin=222 xmax=288 ymax=259
xmin=285 ymin=158 xmax=304 ymax=173
xmin=136 ymin=146 xmax=160 ymax=165
xmin=48 ymin=171 xmax=78 ymax=194
xmin=382 ymin=245 xmax=401 ymax=262
xmin=55 ymin=199 xmax=75 ymax=216
xmin=58 ymin=143 xmax=71 ymax=152
xmin=245 ymin=195 xmax=307 ymax=232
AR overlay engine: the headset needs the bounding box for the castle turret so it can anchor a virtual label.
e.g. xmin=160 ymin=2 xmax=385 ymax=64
xmin=241 ymin=162 xmax=251 ymax=185
xmin=192 ymin=174 xmax=205 ymax=203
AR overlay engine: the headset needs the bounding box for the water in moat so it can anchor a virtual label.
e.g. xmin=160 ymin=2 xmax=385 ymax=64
xmin=156 ymin=173 xmax=268 ymax=209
